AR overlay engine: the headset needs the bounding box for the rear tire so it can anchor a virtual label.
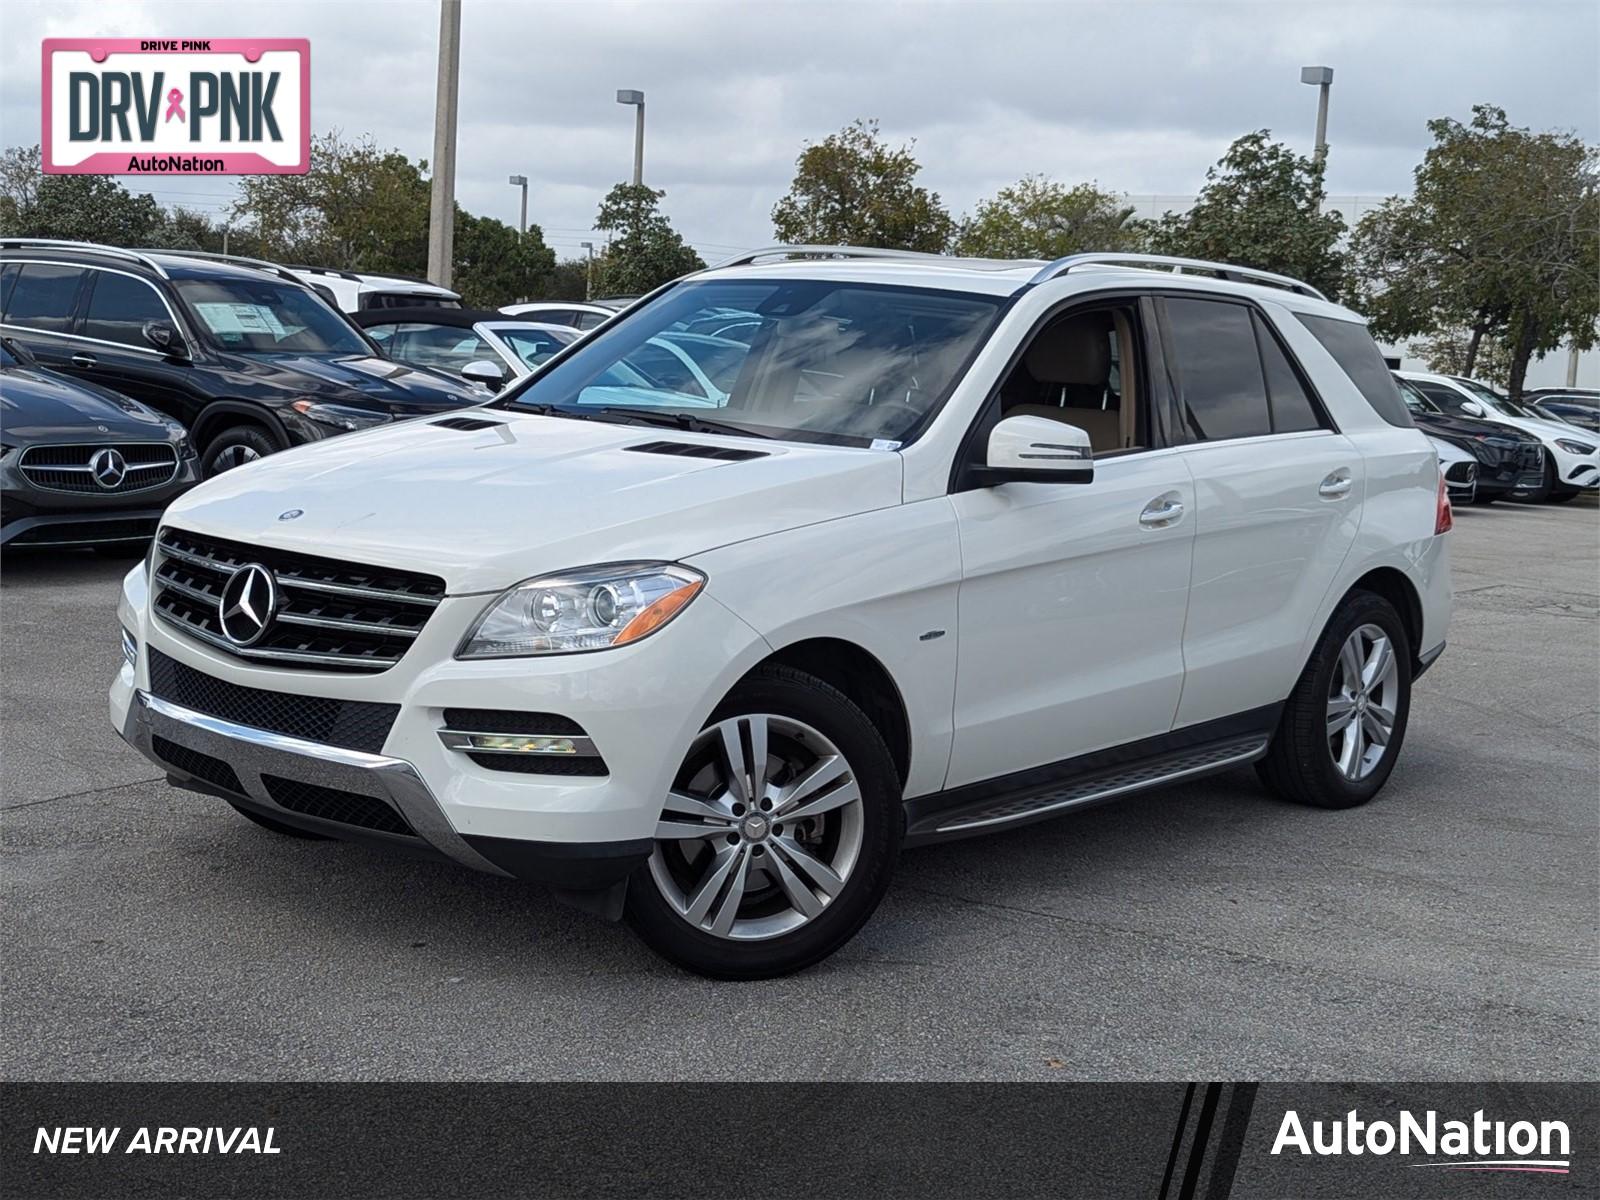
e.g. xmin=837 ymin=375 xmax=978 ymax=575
xmin=1256 ymin=591 xmax=1412 ymax=810
xmin=203 ymin=425 xmax=278 ymax=478
xmin=226 ymin=800 xmax=330 ymax=840
xmin=626 ymin=665 xmax=902 ymax=979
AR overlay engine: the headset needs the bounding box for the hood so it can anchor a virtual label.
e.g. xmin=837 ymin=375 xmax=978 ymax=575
xmin=1411 ymin=410 xmax=1539 ymax=446
xmin=221 ymin=352 xmax=480 ymax=413
xmin=160 ymin=411 xmax=904 ymax=593
xmin=0 ymin=366 xmax=178 ymax=442
xmin=1489 ymin=409 xmax=1600 ymax=446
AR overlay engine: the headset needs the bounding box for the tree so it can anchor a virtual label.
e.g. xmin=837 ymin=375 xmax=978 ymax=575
xmin=771 ymin=119 xmax=955 ymax=252
xmin=143 ymin=206 xmax=228 ymax=253
xmin=0 ymin=144 xmax=165 ymax=244
xmin=591 ymin=183 xmax=704 ymax=296
xmin=451 ymin=207 xmax=556 ymax=308
xmin=955 ymin=176 xmax=1144 ymax=259
xmin=1348 ymin=105 xmax=1599 ymax=397
xmin=1408 ymin=328 xmax=1515 ymax=389
xmin=230 ymin=131 xmax=430 ymax=273
xmin=1148 ymin=131 xmax=1345 ymax=298
xmin=527 ymin=258 xmax=595 ymax=303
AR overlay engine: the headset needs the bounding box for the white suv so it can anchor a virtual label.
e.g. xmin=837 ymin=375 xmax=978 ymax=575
xmin=110 ymin=248 xmax=1452 ymax=978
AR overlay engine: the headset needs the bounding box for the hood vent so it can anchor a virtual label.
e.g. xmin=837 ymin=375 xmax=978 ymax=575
xmin=433 ymin=415 xmax=505 ymax=431
xmin=626 ymin=439 xmax=767 ymax=463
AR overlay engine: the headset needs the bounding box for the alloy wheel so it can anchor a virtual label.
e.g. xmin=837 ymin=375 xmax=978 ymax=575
xmin=1326 ymin=623 xmax=1399 ymax=781
xmin=647 ymin=714 xmax=864 ymax=940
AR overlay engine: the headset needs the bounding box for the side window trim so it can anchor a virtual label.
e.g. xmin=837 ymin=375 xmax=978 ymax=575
xmin=0 ymin=259 xmax=190 ymax=355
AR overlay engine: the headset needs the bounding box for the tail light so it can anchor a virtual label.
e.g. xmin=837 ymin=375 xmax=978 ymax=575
xmin=1434 ymin=472 xmax=1453 ymax=534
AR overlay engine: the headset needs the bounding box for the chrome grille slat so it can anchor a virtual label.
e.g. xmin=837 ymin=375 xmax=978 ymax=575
xmin=152 ymin=527 xmax=444 ymax=674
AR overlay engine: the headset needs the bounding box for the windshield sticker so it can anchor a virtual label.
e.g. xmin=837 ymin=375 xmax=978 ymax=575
xmin=193 ymin=302 xmax=290 ymax=339
xmin=869 ymin=439 xmax=903 ymax=452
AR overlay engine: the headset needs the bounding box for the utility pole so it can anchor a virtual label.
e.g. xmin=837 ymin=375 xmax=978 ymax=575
xmin=427 ymin=0 xmax=463 ymax=288
xmin=616 ymin=89 xmax=645 ymax=186
xmin=1300 ymin=66 xmax=1333 ymax=165
xmin=581 ymin=240 xmax=594 ymax=300
xmin=1568 ymin=344 xmax=1582 ymax=388
xmin=222 ymin=226 xmax=230 ymax=255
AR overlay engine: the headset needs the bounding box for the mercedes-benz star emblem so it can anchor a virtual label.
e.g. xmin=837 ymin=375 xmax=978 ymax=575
xmin=278 ymin=509 xmax=304 ymax=522
xmin=88 ymin=448 xmax=128 ymax=490
xmin=218 ymin=563 xmax=278 ymax=647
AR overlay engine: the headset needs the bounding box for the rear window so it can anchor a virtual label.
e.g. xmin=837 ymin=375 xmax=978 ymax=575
xmin=1296 ymin=314 xmax=1413 ymax=428
xmin=5 ymin=263 xmax=85 ymax=333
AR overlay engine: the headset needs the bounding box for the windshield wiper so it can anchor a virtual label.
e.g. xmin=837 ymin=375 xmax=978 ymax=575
xmin=591 ymin=407 xmax=773 ymax=439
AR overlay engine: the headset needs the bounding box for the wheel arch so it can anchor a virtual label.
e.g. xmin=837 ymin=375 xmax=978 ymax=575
xmin=740 ymin=637 xmax=912 ymax=789
xmin=191 ymin=401 xmax=290 ymax=451
xmin=1343 ymin=566 xmax=1424 ymax=667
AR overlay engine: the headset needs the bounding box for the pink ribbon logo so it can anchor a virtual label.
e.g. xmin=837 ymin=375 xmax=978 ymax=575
xmin=164 ymin=88 xmax=185 ymax=123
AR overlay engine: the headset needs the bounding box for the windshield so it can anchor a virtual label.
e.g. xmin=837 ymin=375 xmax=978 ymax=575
xmin=1394 ymin=378 xmax=1436 ymax=413
xmin=495 ymin=280 xmax=1003 ymax=445
xmin=176 ymin=278 xmax=371 ymax=355
xmin=494 ymin=325 xmax=576 ymax=369
xmin=1451 ymin=377 xmax=1537 ymax=419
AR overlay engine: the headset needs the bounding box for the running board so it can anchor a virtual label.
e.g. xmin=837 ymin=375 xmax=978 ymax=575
xmin=903 ymin=708 xmax=1278 ymax=846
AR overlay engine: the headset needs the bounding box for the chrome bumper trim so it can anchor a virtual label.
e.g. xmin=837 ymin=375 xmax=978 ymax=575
xmin=120 ymin=690 xmax=509 ymax=877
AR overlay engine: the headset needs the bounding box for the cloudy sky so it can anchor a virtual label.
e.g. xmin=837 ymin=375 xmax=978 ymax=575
xmin=4 ymin=0 xmax=1595 ymax=266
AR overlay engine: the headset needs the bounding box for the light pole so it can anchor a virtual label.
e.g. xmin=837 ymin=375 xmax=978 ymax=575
xmin=616 ymin=89 xmax=645 ymax=186
xmin=508 ymin=174 xmax=528 ymax=236
xmin=427 ymin=0 xmax=463 ymax=287
xmin=1300 ymin=66 xmax=1333 ymax=165
xmin=580 ymin=240 xmax=594 ymax=300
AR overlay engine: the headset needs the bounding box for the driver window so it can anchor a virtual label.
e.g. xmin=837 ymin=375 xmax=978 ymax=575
xmin=997 ymin=305 xmax=1144 ymax=456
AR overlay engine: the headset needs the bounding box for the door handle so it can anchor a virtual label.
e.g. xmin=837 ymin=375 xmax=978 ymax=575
xmin=1139 ymin=493 xmax=1185 ymax=528
xmin=70 ymin=353 xmax=97 ymax=368
xmin=1319 ymin=470 xmax=1354 ymax=499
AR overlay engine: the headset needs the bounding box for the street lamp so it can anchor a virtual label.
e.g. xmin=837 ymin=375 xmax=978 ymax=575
xmin=1300 ymin=66 xmax=1333 ymax=165
xmin=508 ymin=174 xmax=528 ymax=236
xmin=580 ymin=240 xmax=594 ymax=300
xmin=616 ymin=89 xmax=644 ymax=186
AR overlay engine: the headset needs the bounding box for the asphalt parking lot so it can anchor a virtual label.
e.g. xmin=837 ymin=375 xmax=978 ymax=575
xmin=3 ymin=498 xmax=1596 ymax=1082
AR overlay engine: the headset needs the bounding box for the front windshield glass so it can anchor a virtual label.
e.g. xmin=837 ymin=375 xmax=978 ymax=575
xmin=1394 ymin=378 xmax=1435 ymax=413
xmin=176 ymin=278 xmax=370 ymax=355
xmin=495 ymin=325 xmax=575 ymax=369
xmin=496 ymin=280 xmax=1003 ymax=445
xmin=1451 ymin=377 xmax=1536 ymax=418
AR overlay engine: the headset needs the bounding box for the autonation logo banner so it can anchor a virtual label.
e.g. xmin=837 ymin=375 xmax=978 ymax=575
xmin=42 ymin=38 xmax=309 ymax=175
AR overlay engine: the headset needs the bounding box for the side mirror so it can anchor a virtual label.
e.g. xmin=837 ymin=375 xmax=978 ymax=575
xmin=1461 ymin=400 xmax=1486 ymax=418
xmin=461 ymin=359 xmax=507 ymax=391
xmin=972 ymin=414 xmax=1095 ymax=486
xmin=142 ymin=320 xmax=188 ymax=359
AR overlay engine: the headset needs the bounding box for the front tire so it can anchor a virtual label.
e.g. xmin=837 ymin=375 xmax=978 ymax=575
xmin=203 ymin=425 xmax=278 ymax=478
xmin=626 ymin=665 xmax=902 ymax=979
xmin=1546 ymin=489 xmax=1579 ymax=504
xmin=1256 ymin=591 xmax=1412 ymax=809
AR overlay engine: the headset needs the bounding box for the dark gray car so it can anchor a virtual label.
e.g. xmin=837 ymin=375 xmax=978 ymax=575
xmin=0 ymin=338 xmax=198 ymax=549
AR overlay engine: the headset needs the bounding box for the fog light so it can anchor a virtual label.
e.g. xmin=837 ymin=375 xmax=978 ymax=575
xmin=472 ymin=734 xmax=577 ymax=755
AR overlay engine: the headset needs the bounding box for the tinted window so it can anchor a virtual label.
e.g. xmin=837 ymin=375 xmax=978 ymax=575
xmin=0 ymin=262 xmax=17 ymax=315
xmin=1297 ymin=314 xmax=1413 ymax=427
xmin=175 ymin=278 xmax=369 ymax=355
xmin=495 ymin=326 xmax=574 ymax=368
xmin=5 ymin=263 xmax=85 ymax=333
xmin=574 ymin=312 xmax=607 ymax=330
xmin=1252 ymin=312 xmax=1324 ymax=432
xmin=82 ymin=271 xmax=169 ymax=346
xmin=1165 ymin=297 xmax=1272 ymax=441
xmin=1410 ymin=379 xmax=1478 ymax=418
xmin=384 ymin=323 xmax=496 ymax=373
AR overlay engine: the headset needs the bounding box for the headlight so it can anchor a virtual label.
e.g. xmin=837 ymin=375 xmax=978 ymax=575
xmin=1555 ymin=438 xmax=1596 ymax=455
xmin=290 ymin=400 xmax=393 ymax=432
xmin=458 ymin=563 xmax=705 ymax=658
xmin=164 ymin=422 xmax=195 ymax=459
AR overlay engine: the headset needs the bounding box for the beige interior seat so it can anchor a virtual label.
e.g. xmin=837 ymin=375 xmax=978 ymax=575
xmin=1002 ymin=312 xmax=1125 ymax=453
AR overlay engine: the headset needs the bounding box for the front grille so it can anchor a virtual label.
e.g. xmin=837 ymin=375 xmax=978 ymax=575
xmin=1518 ymin=443 xmax=1545 ymax=470
xmin=262 ymin=775 xmax=415 ymax=836
xmin=1444 ymin=461 xmax=1476 ymax=484
xmin=148 ymin=649 xmax=399 ymax=753
xmin=152 ymin=527 xmax=446 ymax=673
xmin=20 ymin=443 xmax=179 ymax=494
xmin=151 ymin=735 xmax=245 ymax=794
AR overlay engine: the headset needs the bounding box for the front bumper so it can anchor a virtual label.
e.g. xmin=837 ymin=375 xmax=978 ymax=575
xmin=111 ymin=559 xmax=774 ymax=883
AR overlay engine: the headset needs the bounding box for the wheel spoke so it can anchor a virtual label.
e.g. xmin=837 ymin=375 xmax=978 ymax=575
xmin=1339 ymin=634 xmax=1364 ymax=691
xmin=773 ymin=835 xmax=845 ymax=898
xmin=1361 ymin=636 xmax=1393 ymax=692
xmin=773 ymin=754 xmax=850 ymax=818
xmin=1338 ymin=718 xmax=1365 ymax=778
xmin=764 ymin=843 xmax=824 ymax=919
xmin=1326 ymin=695 xmax=1356 ymax=737
xmin=1361 ymin=710 xmax=1391 ymax=747
xmin=708 ymin=848 xmax=753 ymax=936
xmin=716 ymin=721 xmax=750 ymax=806
xmin=1367 ymin=700 xmax=1396 ymax=730
xmin=744 ymin=715 xmax=769 ymax=803
xmin=663 ymin=790 xmax=735 ymax=823
xmin=684 ymin=843 xmax=744 ymax=925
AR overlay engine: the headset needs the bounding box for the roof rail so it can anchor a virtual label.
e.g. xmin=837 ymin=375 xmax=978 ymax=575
xmin=1029 ymin=252 xmax=1328 ymax=300
xmin=0 ymin=238 xmax=171 ymax=279
xmin=284 ymin=265 xmax=457 ymax=291
xmin=712 ymin=245 xmax=967 ymax=270
xmin=133 ymin=248 xmax=306 ymax=285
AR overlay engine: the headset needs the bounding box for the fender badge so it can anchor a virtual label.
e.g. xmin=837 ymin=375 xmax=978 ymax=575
xmin=278 ymin=509 xmax=304 ymax=521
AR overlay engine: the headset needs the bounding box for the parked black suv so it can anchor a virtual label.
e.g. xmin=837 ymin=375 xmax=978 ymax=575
xmin=1392 ymin=374 xmax=1545 ymax=503
xmin=0 ymin=241 xmax=481 ymax=477
xmin=1 ymin=336 xmax=198 ymax=548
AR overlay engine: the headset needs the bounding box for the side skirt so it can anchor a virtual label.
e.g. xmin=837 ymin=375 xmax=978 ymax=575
xmin=903 ymin=704 xmax=1281 ymax=846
